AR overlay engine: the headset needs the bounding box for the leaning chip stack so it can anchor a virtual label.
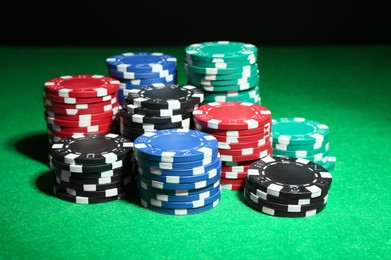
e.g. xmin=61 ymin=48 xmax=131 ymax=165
xmin=105 ymin=52 xmax=178 ymax=106
xmin=244 ymin=155 xmax=332 ymax=217
xmin=272 ymin=117 xmax=336 ymax=171
xmin=184 ymin=41 xmax=261 ymax=104
xmin=119 ymin=84 xmax=204 ymax=141
xmin=134 ymin=129 xmax=221 ymax=215
xmin=49 ymin=133 xmax=135 ymax=204
xmin=43 ymin=75 xmax=120 ymax=148
xmin=193 ymin=102 xmax=273 ymax=191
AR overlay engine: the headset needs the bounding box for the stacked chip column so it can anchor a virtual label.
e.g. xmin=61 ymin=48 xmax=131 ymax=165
xmin=193 ymin=102 xmax=273 ymax=190
xmin=184 ymin=41 xmax=261 ymax=104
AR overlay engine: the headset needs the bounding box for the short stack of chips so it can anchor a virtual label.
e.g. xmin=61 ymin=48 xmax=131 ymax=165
xmin=134 ymin=129 xmax=221 ymax=215
xmin=244 ymin=155 xmax=332 ymax=217
xmin=193 ymin=102 xmax=273 ymax=191
xmin=272 ymin=117 xmax=336 ymax=171
xmin=43 ymin=75 xmax=120 ymax=146
xmin=49 ymin=133 xmax=135 ymax=204
xmin=184 ymin=41 xmax=261 ymax=104
xmin=119 ymin=84 xmax=204 ymax=141
xmin=105 ymin=52 xmax=178 ymax=106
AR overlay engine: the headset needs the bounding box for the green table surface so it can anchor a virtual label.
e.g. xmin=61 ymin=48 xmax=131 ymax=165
xmin=0 ymin=45 xmax=390 ymax=260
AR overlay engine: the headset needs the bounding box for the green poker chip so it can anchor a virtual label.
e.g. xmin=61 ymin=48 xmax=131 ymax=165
xmin=185 ymin=57 xmax=257 ymax=68
xmin=188 ymin=74 xmax=259 ymax=87
xmin=199 ymin=77 xmax=259 ymax=92
xmin=203 ymin=87 xmax=260 ymax=102
xmin=185 ymin=66 xmax=259 ymax=81
xmin=272 ymin=117 xmax=330 ymax=145
xmin=185 ymin=63 xmax=257 ymax=75
xmin=185 ymin=41 xmax=258 ymax=62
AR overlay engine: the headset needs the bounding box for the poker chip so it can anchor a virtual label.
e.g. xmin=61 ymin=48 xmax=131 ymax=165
xmin=50 ymin=133 xmax=134 ymax=165
xmin=44 ymin=75 xmax=120 ymax=98
xmin=193 ymin=102 xmax=271 ymax=130
xmin=185 ymin=41 xmax=258 ymax=62
xmin=106 ymin=52 xmax=177 ymax=73
xmin=133 ymin=129 xmax=218 ymax=162
xmin=141 ymin=198 xmax=220 ymax=215
xmin=246 ymin=156 xmax=332 ymax=199
xmin=125 ymin=84 xmax=204 ymax=110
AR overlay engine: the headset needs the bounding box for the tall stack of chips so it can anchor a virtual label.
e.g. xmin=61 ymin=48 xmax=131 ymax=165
xmin=119 ymin=84 xmax=204 ymax=141
xmin=193 ymin=101 xmax=273 ymax=190
xmin=105 ymin=52 xmax=178 ymax=107
xmin=43 ymin=75 xmax=120 ymax=151
xmin=184 ymin=41 xmax=261 ymax=104
xmin=271 ymin=117 xmax=336 ymax=171
xmin=133 ymin=129 xmax=221 ymax=215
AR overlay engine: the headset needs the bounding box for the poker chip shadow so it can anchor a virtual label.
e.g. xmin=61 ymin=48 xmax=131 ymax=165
xmin=14 ymin=132 xmax=50 ymax=165
xmin=35 ymin=170 xmax=56 ymax=196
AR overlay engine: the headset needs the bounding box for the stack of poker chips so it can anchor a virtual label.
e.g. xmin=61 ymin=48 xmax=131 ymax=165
xmin=105 ymin=52 xmax=178 ymax=106
xmin=184 ymin=41 xmax=261 ymax=105
xmin=43 ymin=75 xmax=120 ymax=147
xmin=133 ymin=129 xmax=221 ymax=215
xmin=193 ymin=102 xmax=273 ymax=191
xmin=271 ymin=117 xmax=336 ymax=171
xmin=119 ymin=84 xmax=204 ymax=141
xmin=49 ymin=133 xmax=135 ymax=204
xmin=244 ymin=155 xmax=332 ymax=217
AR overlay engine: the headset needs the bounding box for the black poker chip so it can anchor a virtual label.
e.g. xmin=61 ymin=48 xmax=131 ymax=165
xmin=50 ymin=133 xmax=133 ymax=165
xmin=124 ymin=84 xmax=204 ymax=110
xmin=55 ymin=175 xmax=134 ymax=191
xmin=119 ymin=108 xmax=192 ymax=124
xmin=121 ymin=117 xmax=191 ymax=130
xmin=123 ymin=100 xmax=198 ymax=117
xmin=246 ymin=155 xmax=333 ymax=200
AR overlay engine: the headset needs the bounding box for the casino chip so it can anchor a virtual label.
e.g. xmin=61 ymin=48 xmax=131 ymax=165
xmin=193 ymin=101 xmax=273 ymax=190
xmin=105 ymin=52 xmax=178 ymax=106
xmin=271 ymin=117 xmax=336 ymax=171
xmin=119 ymin=84 xmax=203 ymax=141
xmin=184 ymin=41 xmax=261 ymax=105
xmin=49 ymin=133 xmax=136 ymax=204
xmin=244 ymin=155 xmax=332 ymax=217
xmin=134 ymin=129 xmax=221 ymax=215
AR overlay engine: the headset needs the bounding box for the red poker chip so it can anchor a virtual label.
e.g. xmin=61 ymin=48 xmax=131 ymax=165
xmin=221 ymin=171 xmax=247 ymax=179
xmin=194 ymin=121 xmax=271 ymax=136
xmin=46 ymin=122 xmax=113 ymax=133
xmin=221 ymin=183 xmax=244 ymax=190
xmin=44 ymin=75 xmax=120 ymax=98
xmin=192 ymin=102 xmax=271 ymax=130
xmin=220 ymin=146 xmax=272 ymax=162
xmin=221 ymin=165 xmax=250 ymax=173
xmin=220 ymin=178 xmax=245 ymax=185
xmin=44 ymin=103 xmax=118 ymax=115
xmin=45 ymin=107 xmax=119 ymax=121
xmin=218 ymin=140 xmax=271 ymax=156
xmin=213 ymin=131 xmax=270 ymax=143
xmin=218 ymin=135 xmax=271 ymax=150
xmin=44 ymin=97 xmax=117 ymax=109
xmin=44 ymin=92 xmax=117 ymax=104
xmin=45 ymin=114 xmax=116 ymax=127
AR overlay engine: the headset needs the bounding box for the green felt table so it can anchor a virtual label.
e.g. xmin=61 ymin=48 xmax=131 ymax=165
xmin=0 ymin=45 xmax=390 ymax=260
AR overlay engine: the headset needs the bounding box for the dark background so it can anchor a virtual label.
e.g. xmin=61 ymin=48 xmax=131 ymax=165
xmin=1 ymin=1 xmax=390 ymax=46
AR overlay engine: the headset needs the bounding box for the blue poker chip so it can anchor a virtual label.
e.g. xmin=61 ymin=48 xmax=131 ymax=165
xmin=108 ymin=68 xmax=177 ymax=80
xmin=134 ymin=129 xmax=219 ymax=163
xmin=140 ymin=197 xmax=220 ymax=215
xmin=137 ymin=170 xmax=221 ymax=190
xmin=139 ymin=178 xmax=221 ymax=196
xmin=138 ymin=156 xmax=222 ymax=176
xmin=135 ymin=151 xmax=219 ymax=170
xmin=138 ymin=162 xmax=221 ymax=184
xmin=119 ymin=74 xmax=176 ymax=85
xmin=106 ymin=52 xmax=177 ymax=73
xmin=141 ymin=188 xmax=221 ymax=209
xmin=139 ymin=182 xmax=221 ymax=202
